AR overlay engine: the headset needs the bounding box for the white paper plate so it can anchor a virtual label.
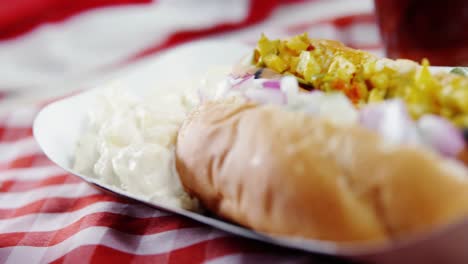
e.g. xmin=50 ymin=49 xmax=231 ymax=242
xmin=33 ymin=39 xmax=468 ymax=264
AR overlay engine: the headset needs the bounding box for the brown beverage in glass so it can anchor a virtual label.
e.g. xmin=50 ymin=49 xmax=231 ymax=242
xmin=374 ymin=0 xmax=468 ymax=66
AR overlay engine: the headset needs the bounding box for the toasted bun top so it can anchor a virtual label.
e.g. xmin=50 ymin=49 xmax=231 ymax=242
xmin=176 ymin=98 xmax=468 ymax=242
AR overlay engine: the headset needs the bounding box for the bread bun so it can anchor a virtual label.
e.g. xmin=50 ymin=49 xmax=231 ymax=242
xmin=175 ymin=98 xmax=468 ymax=242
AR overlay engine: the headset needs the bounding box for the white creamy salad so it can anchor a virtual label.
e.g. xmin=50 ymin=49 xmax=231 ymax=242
xmin=73 ymin=84 xmax=201 ymax=211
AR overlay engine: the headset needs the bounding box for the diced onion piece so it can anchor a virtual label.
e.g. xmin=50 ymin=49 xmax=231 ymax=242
xmin=294 ymin=92 xmax=357 ymax=126
xmin=280 ymin=76 xmax=299 ymax=94
xmin=292 ymin=91 xmax=324 ymax=114
xmin=244 ymin=89 xmax=286 ymax=105
xmin=280 ymin=76 xmax=300 ymax=104
xmin=231 ymin=74 xmax=254 ymax=89
xmin=418 ymin=115 xmax=465 ymax=157
xmin=360 ymin=100 xmax=422 ymax=145
xmin=359 ymin=103 xmax=386 ymax=131
xmin=317 ymin=93 xmax=358 ymax=126
xmin=262 ymin=80 xmax=281 ymax=89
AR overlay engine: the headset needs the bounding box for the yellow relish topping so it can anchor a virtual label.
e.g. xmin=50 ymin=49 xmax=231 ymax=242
xmin=253 ymin=33 xmax=468 ymax=127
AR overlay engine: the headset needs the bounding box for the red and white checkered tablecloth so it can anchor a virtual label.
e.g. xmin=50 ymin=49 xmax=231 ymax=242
xmin=0 ymin=0 xmax=382 ymax=263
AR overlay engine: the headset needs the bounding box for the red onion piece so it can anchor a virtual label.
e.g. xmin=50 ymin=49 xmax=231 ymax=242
xmin=359 ymin=104 xmax=384 ymax=131
xmin=359 ymin=100 xmax=422 ymax=145
xmin=244 ymin=89 xmax=286 ymax=105
xmin=360 ymin=100 xmax=465 ymax=157
xmin=231 ymin=74 xmax=254 ymax=89
xmin=418 ymin=115 xmax=465 ymax=157
xmin=262 ymin=80 xmax=281 ymax=90
xmin=228 ymin=72 xmax=253 ymax=79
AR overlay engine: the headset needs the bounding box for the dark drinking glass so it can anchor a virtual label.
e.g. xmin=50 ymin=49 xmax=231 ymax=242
xmin=374 ymin=0 xmax=468 ymax=66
